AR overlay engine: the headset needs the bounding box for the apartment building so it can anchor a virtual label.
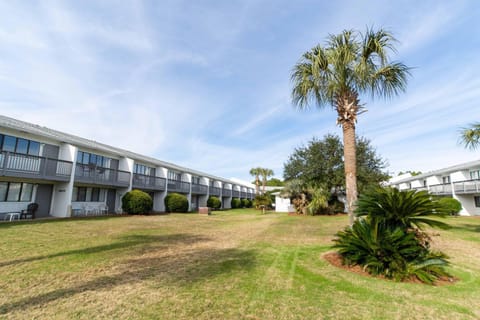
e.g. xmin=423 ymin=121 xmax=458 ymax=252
xmin=0 ymin=115 xmax=255 ymax=219
xmin=388 ymin=160 xmax=480 ymax=216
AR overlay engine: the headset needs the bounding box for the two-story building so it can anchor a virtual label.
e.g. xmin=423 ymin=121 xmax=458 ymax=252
xmin=0 ymin=115 xmax=255 ymax=219
xmin=388 ymin=160 xmax=480 ymax=216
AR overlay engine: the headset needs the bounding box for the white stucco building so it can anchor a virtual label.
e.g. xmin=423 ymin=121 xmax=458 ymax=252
xmin=0 ymin=115 xmax=255 ymax=219
xmin=388 ymin=160 xmax=480 ymax=216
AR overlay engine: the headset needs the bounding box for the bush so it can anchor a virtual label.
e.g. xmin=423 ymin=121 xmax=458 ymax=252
xmin=164 ymin=193 xmax=189 ymax=212
xmin=121 ymin=189 xmax=153 ymax=215
xmin=244 ymin=199 xmax=253 ymax=208
xmin=207 ymin=196 xmax=221 ymax=209
xmin=253 ymin=194 xmax=272 ymax=208
xmin=438 ymin=197 xmax=462 ymax=215
xmin=231 ymin=198 xmax=242 ymax=209
xmin=333 ymin=187 xmax=451 ymax=284
xmin=241 ymin=198 xmax=250 ymax=208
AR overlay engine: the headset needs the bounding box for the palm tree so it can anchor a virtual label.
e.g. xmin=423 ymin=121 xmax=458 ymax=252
xmin=291 ymin=28 xmax=410 ymax=225
xmin=459 ymin=122 xmax=480 ymax=150
xmin=249 ymin=167 xmax=262 ymax=194
xmin=260 ymin=168 xmax=274 ymax=193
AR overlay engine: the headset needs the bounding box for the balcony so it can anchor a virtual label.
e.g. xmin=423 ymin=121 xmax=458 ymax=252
xmin=132 ymin=173 xmax=166 ymax=191
xmin=222 ymin=188 xmax=232 ymax=197
xmin=232 ymin=190 xmax=240 ymax=198
xmin=428 ymin=183 xmax=452 ymax=195
xmin=0 ymin=151 xmax=72 ymax=182
xmin=240 ymin=191 xmax=246 ymax=198
xmin=191 ymin=183 xmax=208 ymax=194
xmin=75 ymin=163 xmax=131 ymax=187
xmin=168 ymin=179 xmax=191 ymax=193
xmin=453 ymin=179 xmax=480 ymax=194
xmin=209 ymin=186 xmax=221 ymax=196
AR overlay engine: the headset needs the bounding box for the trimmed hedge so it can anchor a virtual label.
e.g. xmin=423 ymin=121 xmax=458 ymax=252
xmin=207 ymin=196 xmax=221 ymax=209
xmin=254 ymin=194 xmax=272 ymax=208
xmin=241 ymin=198 xmax=252 ymax=208
xmin=165 ymin=193 xmax=189 ymax=212
xmin=121 ymin=189 xmax=153 ymax=215
xmin=231 ymin=197 xmax=242 ymax=209
xmin=438 ymin=197 xmax=462 ymax=215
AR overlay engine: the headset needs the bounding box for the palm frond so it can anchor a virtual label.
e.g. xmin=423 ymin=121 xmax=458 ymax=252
xmin=458 ymin=122 xmax=480 ymax=150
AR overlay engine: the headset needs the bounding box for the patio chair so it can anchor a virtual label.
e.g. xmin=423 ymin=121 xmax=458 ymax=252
xmin=20 ymin=203 xmax=39 ymax=219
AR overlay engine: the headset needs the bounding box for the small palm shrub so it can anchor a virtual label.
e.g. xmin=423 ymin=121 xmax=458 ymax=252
xmin=253 ymin=194 xmax=272 ymax=208
xmin=164 ymin=193 xmax=189 ymax=212
xmin=333 ymin=187 xmax=451 ymax=284
xmin=122 ymin=189 xmax=153 ymax=215
xmin=207 ymin=196 xmax=221 ymax=209
xmin=438 ymin=197 xmax=462 ymax=215
xmin=231 ymin=198 xmax=242 ymax=209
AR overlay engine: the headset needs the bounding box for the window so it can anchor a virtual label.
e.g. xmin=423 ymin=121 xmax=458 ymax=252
xmin=0 ymin=134 xmax=41 ymax=156
xmin=470 ymin=170 xmax=480 ymax=180
xmin=20 ymin=184 xmax=33 ymax=202
xmin=423 ymin=180 xmax=427 ymax=187
xmin=77 ymin=151 xmax=110 ymax=167
xmin=442 ymin=176 xmax=451 ymax=184
xmin=192 ymin=176 xmax=200 ymax=184
xmin=0 ymin=182 xmax=34 ymax=202
xmin=168 ymin=170 xmax=181 ymax=181
xmin=72 ymin=187 xmax=106 ymax=202
xmin=91 ymin=188 xmax=100 ymax=202
xmin=475 ymin=196 xmax=480 ymax=208
xmin=77 ymin=187 xmax=87 ymax=201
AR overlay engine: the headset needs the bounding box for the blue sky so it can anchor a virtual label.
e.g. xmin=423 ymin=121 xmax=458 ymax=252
xmin=0 ymin=0 xmax=479 ymax=182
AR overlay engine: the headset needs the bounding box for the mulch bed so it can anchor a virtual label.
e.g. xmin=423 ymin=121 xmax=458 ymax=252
xmin=323 ymin=251 xmax=457 ymax=286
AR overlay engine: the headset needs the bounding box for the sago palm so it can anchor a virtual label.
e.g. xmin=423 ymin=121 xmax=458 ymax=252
xmin=291 ymin=28 xmax=410 ymax=225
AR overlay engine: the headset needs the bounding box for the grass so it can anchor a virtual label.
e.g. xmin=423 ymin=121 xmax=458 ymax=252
xmin=1 ymin=210 xmax=480 ymax=319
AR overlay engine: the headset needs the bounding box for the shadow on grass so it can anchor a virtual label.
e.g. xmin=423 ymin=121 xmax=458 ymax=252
xmin=0 ymin=233 xmax=211 ymax=268
xmin=448 ymin=223 xmax=480 ymax=233
xmin=0 ymin=215 xmax=129 ymax=229
xmin=0 ymin=246 xmax=256 ymax=315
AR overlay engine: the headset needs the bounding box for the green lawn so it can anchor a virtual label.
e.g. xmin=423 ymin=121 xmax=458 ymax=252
xmin=1 ymin=210 xmax=480 ymax=319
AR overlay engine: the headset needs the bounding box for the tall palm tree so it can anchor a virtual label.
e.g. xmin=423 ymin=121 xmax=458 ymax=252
xmin=291 ymin=28 xmax=410 ymax=225
xmin=260 ymin=168 xmax=274 ymax=193
xmin=459 ymin=122 xmax=480 ymax=150
xmin=249 ymin=167 xmax=262 ymax=194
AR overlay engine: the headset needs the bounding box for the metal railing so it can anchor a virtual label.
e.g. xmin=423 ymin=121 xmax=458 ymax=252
xmin=222 ymin=188 xmax=232 ymax=197
xmin=132 ymin=174 xmax=166 ymax=191
xmin=75 ymin=163 xmax=131 ymax=187
xmin=428 ymin=183 xmax=452 ymax=195
xmin=453 ymin=179 xmax=480 ymax=194
xmin=168 ymin=180 xmax=191 ymax=193
xmin=0 ymin=151 xmax=72 ymax=181
xmin=232 ymin=190 xmax=240 ymax=198
xmin=209 ymin=186 xmax=221 ymax=196
xmin=191 ymin=183 xmax=208 ymax=194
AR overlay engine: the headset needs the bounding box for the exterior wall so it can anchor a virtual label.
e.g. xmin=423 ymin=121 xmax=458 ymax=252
xmin=50 ymin=143 xmax=77 ymax=217
xmin=115 ymin=157 xmax=134 ymax=213
xmin=275 ymin=195 xmax=291 ymax=212
xmin=455 ymin=194 xmax=480 ymax=216
xmin=198 ymin=177 xmax=208 ymax=208
xmin=153 ymin=166 xmax=168 ymax=212
xmin=183 ymin=173 xmax=192 ymax=211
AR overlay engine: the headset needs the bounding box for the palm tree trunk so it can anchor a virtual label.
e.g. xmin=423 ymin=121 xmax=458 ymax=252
xmin=342 ymin=121 xmax=358 ymax=226
xmin=255 ymin=176 xmax=259 ymax=194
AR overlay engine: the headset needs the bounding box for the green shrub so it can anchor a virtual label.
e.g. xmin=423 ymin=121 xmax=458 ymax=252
xmin=438 ymin=197 xmax=462 ymax=215
xmin=121 ymin=189 xmax=153 ymax=215
xmin=164 ymin=193 xmax=189 ymax=212
xmin=333 ymin=187 xmax=451 ymax=284
xmin=253 ymin=194 xmax=272 ymax=208
xmin=207 ymin=196 xmax=221 ymax=209
xmin=244 ymin=199 xmax=253 ymax=208
xmin=241 ymin=198 xmax=250 ymax=208
xmin=231 ymin=198 xmax=242 ymax=209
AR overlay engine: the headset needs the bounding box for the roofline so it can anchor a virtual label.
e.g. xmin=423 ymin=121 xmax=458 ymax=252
xmin=0 ymin=114 xmax=252 ymax=188
xmin=390 ymin=159 xmax=480 ymax=184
